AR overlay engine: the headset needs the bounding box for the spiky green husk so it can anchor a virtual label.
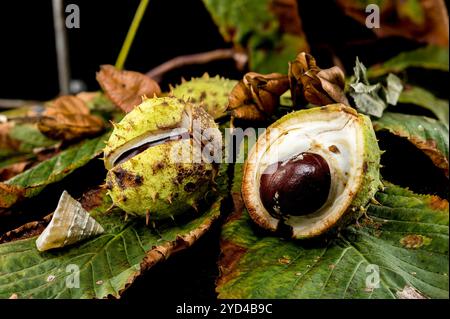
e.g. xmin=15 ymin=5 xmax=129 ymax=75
xmin=171 ymin=73 xmax=237 ymax=120
xmin=104 ymin=97 xmax=218 ymax=221
xmin=106 ymin=142 xmax=213 ymax=220
xmin=328 ymin=108 xmax=383 ymax=235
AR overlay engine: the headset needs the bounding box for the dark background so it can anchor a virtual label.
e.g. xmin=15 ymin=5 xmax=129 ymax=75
xmin=0 ymin=0 xmax=447 ymax=300
xmin=0 ymin=0 xmax=426 ymax=100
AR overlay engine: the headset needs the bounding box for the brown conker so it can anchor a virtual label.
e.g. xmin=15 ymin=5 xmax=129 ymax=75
xmin=259 ymin=152 xmax=331 ymax=217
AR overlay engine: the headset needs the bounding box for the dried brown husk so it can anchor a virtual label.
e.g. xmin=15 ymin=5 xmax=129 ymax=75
xmin=228 ymin=72 xmax=289 ymax=121
xmin=289 ymin=52 xmax=349 ymax=107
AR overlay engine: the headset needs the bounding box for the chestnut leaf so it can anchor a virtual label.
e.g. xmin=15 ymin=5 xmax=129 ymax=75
xmin=0 ymin=188 xmax=224 ymax=299
xmin=367 ymin=45 xmax=449 ymax=79
xmin=0 ymin=134 xmax=109 ymax=209
xmin=397 ymin=85 xmax=449 ymax=126
xmin=217 ymin=179 xmax=448 ymax=298
xmin=373 ymin=112 xmax=449 ymax=177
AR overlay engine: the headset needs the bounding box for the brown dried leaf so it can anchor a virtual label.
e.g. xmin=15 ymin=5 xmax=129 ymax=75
xmin=37 ymin=95 xmax=105 ymax=141
xmin=228 ymin=72 xmax=289 ymax=121
xmin=0 ymin=122 xmax=20 ymax=152
xmin=336 ymin=0 xmax=449 ymax=46
xmin=96 ymin=65 xmax=161 ymax=113
xmin=0 ymin=214 xmax=52 ymax=244
xmin=289 ymin=52 xmax=348 ymax=107
xmin=0 ymin=162 xmax=28 ymax=181
xmin=75 ymin=92 xmax=100 ymax=104
xmin=317 ymin=67 xmax=349 ymax=105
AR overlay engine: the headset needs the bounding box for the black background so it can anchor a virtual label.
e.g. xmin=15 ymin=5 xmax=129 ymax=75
xmin=0 ymin=0 xmax=448 ymax=301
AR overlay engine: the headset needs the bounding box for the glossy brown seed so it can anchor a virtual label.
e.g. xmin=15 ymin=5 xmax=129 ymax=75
xmin=259 ymin=152 xmax=331 ymax=217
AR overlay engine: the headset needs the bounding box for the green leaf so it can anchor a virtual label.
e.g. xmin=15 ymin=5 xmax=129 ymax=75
xmin=9 ymin=123 xmax=59 ymax=153
xmin=0 ymin=122 xmax=58 ymax=161
xmin=367 ymin=45 xmax=449 ymax=78
xmin=217 ymin=183 xmax=449 ymax=299
xmin=373 ymin=112 xmax=449 ymax=176
xmin=0 ymin=133 xmax=109 ymax=208
xmin=398 ymin=85 xmax=449 ymax=126
xmin=202 ymin=0 xmax=308 ymax=73
xmin=0 ymin=191 xmax=223 ymax=299
xmin=249 ymin=33 xmax=308 ymax=74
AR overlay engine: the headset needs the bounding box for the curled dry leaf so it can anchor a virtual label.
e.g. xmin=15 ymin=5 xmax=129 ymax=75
xmin=228 ymin=72 xmax=289 ymax=121
xmin=38 ymin=95 xmax=104 ymax=141
xmin=0 ymin=162 xmax=28 ymax=181
xmin=289 ymin=52 xmax=349 ymax=107
xmin=0 ymin=122 xmax=20 ymax=154
xmin=336 ymin=0 xmax=449 ymax=47
xmin=96 ymin=65 xmax=161 ymax=113
xmin=0 ymin=214 xmax=52 ymax=244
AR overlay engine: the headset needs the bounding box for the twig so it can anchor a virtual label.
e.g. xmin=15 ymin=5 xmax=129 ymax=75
xmin=115 ymin=0 xmax=150 ymax=70
xmin=146 ymin=49 xmax=248 ymax=82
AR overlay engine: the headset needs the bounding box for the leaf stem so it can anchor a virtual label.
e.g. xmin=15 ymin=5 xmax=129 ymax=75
xmin=115 ymin=0 xmax=150 ymax=70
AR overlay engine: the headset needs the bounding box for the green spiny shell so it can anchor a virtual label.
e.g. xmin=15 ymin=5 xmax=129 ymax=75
xmin=242 ymin=104 xmax=382 ymax=239
xmin=104 ymin=97 xmax=221 ymax=221
xmin=171 ymin=73 xmax=237 ymax=120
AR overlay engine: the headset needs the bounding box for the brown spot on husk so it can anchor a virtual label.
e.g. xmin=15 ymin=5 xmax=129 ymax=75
xmin=113 ymin=168 xmax=144 ymax=189
xmin=152 ymin=161 xmax=165 ymax=172
xmin=328 ymin=145 xmax=340 ymax=153
xmin=362 ymin=162 xmax=368 ymax=173
xmin=184 ymin=182 xmax=196 ymax=193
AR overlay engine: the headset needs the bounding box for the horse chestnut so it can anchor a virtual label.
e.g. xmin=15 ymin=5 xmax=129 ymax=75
xmin=259 ymin=152 xmax=331 ymax=217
